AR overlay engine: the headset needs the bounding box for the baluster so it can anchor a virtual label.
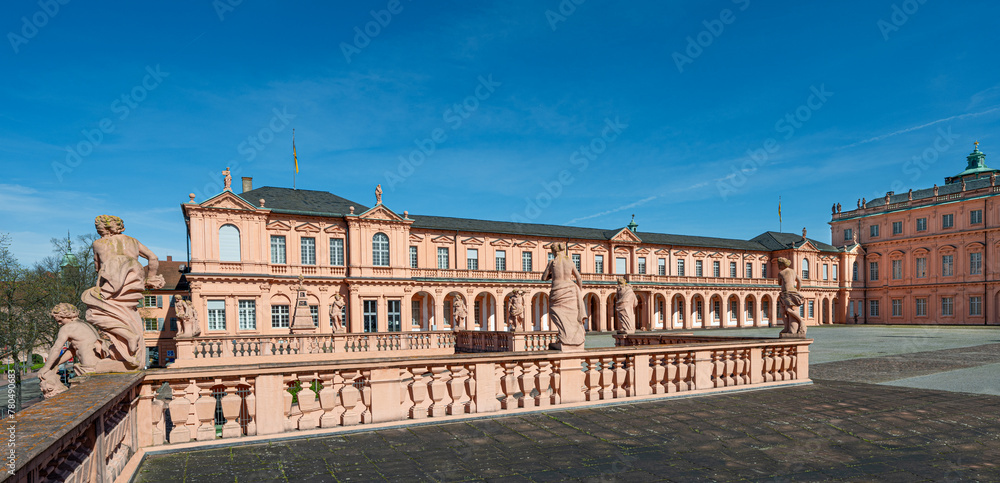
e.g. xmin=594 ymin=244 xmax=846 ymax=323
xmin=408 ymin=367 xmax=430 ymax=418
xmin=194 ymin=381 xmax=217 ymax=441
xmin=599 ymin=358 xmax=614 ymax=400
xmin=739 ymin=349 xmax=750 ymax=385
xmin=585 ymin=359 xmax=600 ymax=401
xmin=684 ymin=352 xmax=696 ymax=391
xmin=283 ymin=375 xmax=302 ymax=431
xmin=787 ymin=347 xmax=797 ymax=380
xmin=220 ymin=381 xmax=242 ymax=438
xmin=243 ymin=377 xmax=256 ymax=436
xmin=319 ymin=372 xmax=345 ymax=427
xmin=613 ymin=356 xmax=628 ymax=398
xmin=723 ymin=351 xmax=735 ymax=386
xmin=150 ymin=396 xmax=165 ymax=445
xmin=339 ymin=370 xmax=364 ymax=426
xmin=761 ymin=348 xmax=773 ymax=382
xmin=297 ymin=373 xmax=321 ymax=429
xmin=359 ymin=371 xmax=372 ymax=423
xmin=427 ymin=365 xmax=451 ymax=417
xmin=499 ymin=362 xmax=517 ymax=410
xmin=447 ymin=364 xmax=470 ymax=415
xmin=712 ymin=351 xmax=724 ymax=388
xmin=535 ymin=360 xmax=552 ymax=407
xmin=519 ymin=361 xmax=538 ymax=408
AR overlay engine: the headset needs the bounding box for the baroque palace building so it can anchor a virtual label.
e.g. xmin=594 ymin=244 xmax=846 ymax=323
xmin=830 ymin=142 xmax=1000 ymax=325
xmin=177 ymin=177 xmax=852 ymax=339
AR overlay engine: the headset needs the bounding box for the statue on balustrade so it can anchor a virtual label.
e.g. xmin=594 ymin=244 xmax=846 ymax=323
xmin=507 ymin=289 xmax=526 ymax=331
xmin=615 ymin=278 xmax=637 ymax=334
xmin=452 ymin=297 xmax=468 ymax=330
xmin=80 ymin=215 xmax=165 ymax=371
xmin=541 ymin=242 xmax=586 ymax=351
xmin=330 ymin=294 xmax=346 ymax=333
xmin=775 ymin=257 xmax=806 ymax=338
xmin=173 ymin=295 xmax=202 ymax=338
xmin=38 ymin=304 xmax=122 ymax=398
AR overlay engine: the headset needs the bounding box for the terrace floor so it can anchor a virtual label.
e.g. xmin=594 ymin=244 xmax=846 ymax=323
xmin=134 ymin=325 xmax=1000 ymax=482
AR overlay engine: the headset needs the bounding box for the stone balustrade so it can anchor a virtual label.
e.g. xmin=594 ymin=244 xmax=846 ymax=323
xmin=140 ymin=335 xmax=811 ymax=448
xmin=454 ymin=330 xmax=559 ymax=353
xmin=8 ymin=372 xmax=143 ymax=483
xmin=171 ymin=331 xmax=457 ymax=368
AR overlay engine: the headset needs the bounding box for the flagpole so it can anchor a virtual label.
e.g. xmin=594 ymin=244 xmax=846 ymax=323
xmin=778 ymin=196 xmax=782 ymax=232
xmin=293 ymin=129 xmax=296 ymax=190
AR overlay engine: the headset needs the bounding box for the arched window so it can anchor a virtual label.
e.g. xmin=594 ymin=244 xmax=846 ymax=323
xmin=801 ymin=258 xmax=810 ymax=279
xmin=372 ymin=233 xmax=389 ymax=266
xmin=219 ymin=224 xmax=241 ymax=261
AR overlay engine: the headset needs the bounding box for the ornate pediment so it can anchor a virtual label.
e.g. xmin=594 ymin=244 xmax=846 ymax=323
xmin=490 ymin=238 xmax=513 ymax=247
xmin=567 ymin=243 xmax=585 ymax=252
xmin=462 ymin=237 xmax=484 ymax=245
xmin=202 ymin=191 xmax=258 ymax=211
xmin=324 ymin=224 xmax=346 ymax=234
xmin=692 ymin=251 xmax=708 ymax=258
xmin=295 ymin=222 xmax=320 ymax=233
xmin=654 ymin=248 xmax=670 ymax=255
xmin=266 ymin=221 xmax=292 ymax=231
xmin=409 ymin=234 xmax=425 ymax=243
xmin=609 ymin=228 xmax=642 ymax=243
xmin=591 ymin=245 xmax=608 ymax=252
xmin=708 ymin=252 xmax=724 ymax=259
xmin=517 ymin=240 xmax=538 ymax=248
xmin=636 ymin=247 xmax=651 ymax=255
xmin=673 ymin=250 xmax=689 ymax=256
xmin=796 ymin=241 xmax=820 ymax=252
xmin=358 ymin=205 xmax=404 ymax=222
xmin=432 ymin=235 xmax=456 ymax=244
xmin=727 ymin=253 xmax=741 ymax=259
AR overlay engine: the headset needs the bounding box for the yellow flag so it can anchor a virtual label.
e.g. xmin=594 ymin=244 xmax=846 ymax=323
xmin=778 ymin=198 xmax=782 ymax=222
xmin=293 ymin=132 xmax=298 ymax=173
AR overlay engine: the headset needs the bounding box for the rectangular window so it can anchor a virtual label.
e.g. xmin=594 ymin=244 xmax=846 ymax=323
xmin=891 ymin=299 xmax=902 ymax=317
xmin=676 ymin=259 xmax=685 ymax=277
xmin=915 ymin=298 xmax=927 ymax=316
xmin=497 ymin=250 xmax=507 ymax=271
xmin=207 ymin=300 xmax=226 ymax=331
xmin=891 ymin=259 xmax=902 ymax=280
xmin=271 ymin=235 xmax=286 ymax=264
xmin=271 ymin=305 xmax=289 ymax=328
xmin=696 ymin=300 xmax=704 ymax=321
xmin=892 ymin=221 xmax=902 ymax=235
xmin=916 ymin=218 xmax=927 ymax=231
xmin=616 ymin=257 xmax=628 ymax=274
xmin=696 ymin=260 xmax=703 ymax=277
xmin=170 ymin=318 xmax=177 ymax=332
xmin=970 ymin=252 xmax=982 ymax=275
xmin=729 ymin=261 xmax=737 ymax=278
xmin=437 ymin=247 xmax=449 ymax=269
xmin=869 ymin=300 xmax=879 ymax=317
xmin=658 ymin=258 xmax=665 ymax=276
xmin=971 ymin=296 xmax=983 ymax=316
xmin=971 ymin=209 xmax=983 ymax=225
xmin=808 ymin=300 xmax=814 ymax=318
xmin=870 ymin=225 xmax=879 ymax=238
xmin=638 ymin=257 xmax=646 ymax=275
xmin=238 ymin=300 xmax=256 ymax=330
xmin=802 ymin=262 xmax=809 ymax=280
xmin=522 ymin=252 xmax=532 ymax=272
xmin=310 ymin=305 xmax=319 ymax=326
xmin=467 ymin=249 xmax=478 ymax=270
xmin=443 ymin=300 xmax=452 ymax=327
xmin=143 ymin=318 xmax=158 ymax=331
xmin=411 ymin=300 xmax=421 ymax=327
xmin=713 ymin=300 xmax=720 ymax=321
xmin=916 ymin=257 xmax=927 ymax=278
xmin=822 ymin=264 xmax=829 ymax=280
xmin=142 ymin=295 xmax=157 ymax=307
xmin=942 ymin=297 xmax=954 ymax=316
xmin=474 ymin=300 xmax=481 ymax=326
xmin=363 ymin=300 xmax=377 ymax=332
xmin=832 ymin=265 xmax=837 ymax=280
xmin=761 ymin=300 xmax=769 ymax=320
xmin=844 ymin=228 xmax=853 ymax=241
xmin=387 ymin=300 xmax=401 ymax=332
xmin=595 ymin=255 xmax=604 ymax=274
xmin=869 ymin=261 xmax=879 ymax=281
xmin=942 ymin=255 xmax=953 ymax=277
xmin=746 ymin=262 xmax=753 ymax=278
xmin=762 ymin=263 xmax=767 ymax=279
xmin=571 ymin=253 xmax=580 ymax=272
xmin=409 ymin=246 xmax=418 ymax=268
xmin=300 ymin=237 xmax=316 ymax=265
xmin=942 ymin=214 xmax=954 ymax=229
xmin=713 ymin=261 xmax=720 ymax=277
xmin=329 ymin=238 xmax=344 ymax=266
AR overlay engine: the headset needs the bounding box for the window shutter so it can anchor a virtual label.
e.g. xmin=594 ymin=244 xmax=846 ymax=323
xmin=138 ymin=298 xmax=143 ymax=308
xmin=157 ymin=318 xmax=164 ymax=330
xmin=170 ymin=318 xmax=177 ymax=331
xmin=157 ymin=295 xmax=163 ymax=308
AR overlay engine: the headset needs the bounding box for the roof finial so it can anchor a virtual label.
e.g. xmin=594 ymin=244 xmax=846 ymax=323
xmin=975 ymin=140 xmax=980 ymax=150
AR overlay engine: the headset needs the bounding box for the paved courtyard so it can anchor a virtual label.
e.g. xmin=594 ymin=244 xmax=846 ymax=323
xmin=135 ymin=326 xmax=1000 ymax=482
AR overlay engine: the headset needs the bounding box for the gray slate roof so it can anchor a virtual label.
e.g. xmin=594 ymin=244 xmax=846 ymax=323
xmin=240 ymin=186 xmax=826 ymax=252
xmin=862 ymin=176 xmax=992 ymax=209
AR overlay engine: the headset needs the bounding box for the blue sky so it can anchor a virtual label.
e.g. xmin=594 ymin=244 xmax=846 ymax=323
xmin=3 ymin=1 xmax=1000 ymax=265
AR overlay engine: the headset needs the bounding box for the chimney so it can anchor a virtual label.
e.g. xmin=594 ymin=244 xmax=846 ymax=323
xmin=242 ymin=177 xmax=253 ymax=193
xmin=166 ymin=255 xmax=172 ymax=261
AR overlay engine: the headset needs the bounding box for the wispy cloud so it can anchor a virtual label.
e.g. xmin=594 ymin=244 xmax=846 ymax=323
xmin=564 ymin=195 xmax=657 ymax=225
xmin=845 ymin=106 xmax=1000 ymax=147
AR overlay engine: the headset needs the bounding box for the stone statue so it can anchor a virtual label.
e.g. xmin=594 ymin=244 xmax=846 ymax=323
xmin=991 ymin=172 xmax=996 ymax=187
xmin=507 ymin=290 xmax=526 ymax=331
xmin=831 ymin=204 xmax=836 ymax=215
xmin=452 ymin=297 xmax=468 ymax=329
xmin=884 ymin=193 xmax=890 ymax=205
xmin=802 ymin=227 xmax=807 ymax=240
xmin=375 ymin=184 xmax=383 ymax=204
xmin=173 ymin=295 xmax=201 ymax=337
xmin=836 ymin=203 xmax=841 ymax=213
xmin=857 ymin=199 xmax=861 ymax=209
xmin=962 ymin=179 xmax=967 ymax=191
xmin=614 ymin=278 xmax=637 ymax=334
xmin=908 ymin=189 xmax=912 ymax=201
xmin=80 ymin=215 xmax=164 ymax=371
xmin=541 ymin=242 xmax=586 ymax=351
xmin=933 ymin=184 xmax=939 ymax=196
xmin=330 ymin=294 xmax=346 ymax=333
xmin=38 ymin=304 xmax=120 ymax=398
xmin=775 ymin=257 xmax=806 ymax=338
xmin=861 ymin=197 xmax=866 ymax=208
xmin=222 ymin=167 xmax=232 ymax=191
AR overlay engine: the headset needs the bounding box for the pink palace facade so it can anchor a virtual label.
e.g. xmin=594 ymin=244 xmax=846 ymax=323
xmin=830 ymin=143 xmax=1000 ymax=325
xmin=178 ymin=177 xmax=856 ymax=338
